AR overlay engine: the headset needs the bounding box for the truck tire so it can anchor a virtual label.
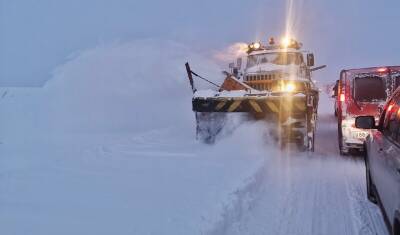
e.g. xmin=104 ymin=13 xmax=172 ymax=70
xmin=304 ymin=110 xmax=316 ymax=152
xmin=307 ymin=130 xmax=315 ymax=152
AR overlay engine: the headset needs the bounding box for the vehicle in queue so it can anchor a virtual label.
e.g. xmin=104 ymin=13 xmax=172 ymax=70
xmin=337 ymin=66 xmax=400 ymax=155
xmin=356 ymin=87 xmax=400 ymax=235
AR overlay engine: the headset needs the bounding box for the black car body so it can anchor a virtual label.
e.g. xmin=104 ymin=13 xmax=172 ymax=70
xmin=356 ymin=88 xmax=400 ymax=235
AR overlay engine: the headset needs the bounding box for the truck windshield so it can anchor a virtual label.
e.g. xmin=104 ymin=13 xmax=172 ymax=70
xmin=354 ymin=76 xmax=386 ymax=102
xmin=247 ymin=52 xmax=303 ymax=68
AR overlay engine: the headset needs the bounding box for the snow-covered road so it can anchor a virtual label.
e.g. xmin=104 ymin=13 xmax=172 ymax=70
xmin=217 ymin=114 xmax=389 ymax=235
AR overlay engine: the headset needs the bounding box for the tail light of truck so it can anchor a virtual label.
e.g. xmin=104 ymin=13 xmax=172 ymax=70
xmin=340 ymin=93 xmax=345 ymax=102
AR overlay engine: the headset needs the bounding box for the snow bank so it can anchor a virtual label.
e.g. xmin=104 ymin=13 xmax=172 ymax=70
xmin=0 ymin=40 xmax=274 ymax=235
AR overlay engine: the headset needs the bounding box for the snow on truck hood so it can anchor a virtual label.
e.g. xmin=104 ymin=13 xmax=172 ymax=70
xmin=193 ymin=89 xmax=307 ymax=99
xmin=194 ymin=89 xmax=249 ymax=98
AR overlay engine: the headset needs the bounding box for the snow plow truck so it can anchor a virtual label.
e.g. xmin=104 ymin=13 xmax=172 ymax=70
xmin=185 ymin=37 xmax=325 ymax=151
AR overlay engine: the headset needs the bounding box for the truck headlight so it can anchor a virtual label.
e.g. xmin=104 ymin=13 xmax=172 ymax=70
xmin=281 ymin=37 xmax=291 ymax=48
xmin=283 ymin=83 xmax=296 ymax=92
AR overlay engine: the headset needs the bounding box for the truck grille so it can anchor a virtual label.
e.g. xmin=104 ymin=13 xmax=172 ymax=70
xmin=245 ymin=74 xmax=284 ymax=81
xmin=245 ymin=74 xmax=284 ymax=90
xmin=244 ymin=75 xmax=307 ymax=92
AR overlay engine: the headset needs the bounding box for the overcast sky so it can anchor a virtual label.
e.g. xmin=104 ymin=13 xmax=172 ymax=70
xmin=1 ymin=0 xmax=400 ymax=86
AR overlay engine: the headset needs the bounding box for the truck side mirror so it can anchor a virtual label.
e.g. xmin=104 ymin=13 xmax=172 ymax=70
xmin=355 ymin=116 xmax=376 ymax=129
xmin=307 ymin=54 xmax=315 ymax=67
xmin=229 ymin=63 xmax=239 ymax=76
xmin=236 ymin=58 xmax=242 ymax=69
xmin=233 ymin=68 xmax=239 ymax=76
xmin=332 ymin=80 xmax=339 ymax=97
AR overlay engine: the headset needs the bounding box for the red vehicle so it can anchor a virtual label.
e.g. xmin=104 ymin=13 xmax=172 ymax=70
xmin=337 ymin=66 xmax=400 ymax=155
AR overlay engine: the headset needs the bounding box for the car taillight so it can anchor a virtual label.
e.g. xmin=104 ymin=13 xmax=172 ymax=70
xmin=340 ymin=93 xmax=345 ymax=102
xmin=377 ymin=67 xmax=388 ymax=73
xmin=388 ymin=104 xmax=394 ymax=112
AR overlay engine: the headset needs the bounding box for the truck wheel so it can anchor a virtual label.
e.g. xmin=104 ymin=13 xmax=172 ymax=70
xmin=365 ymin=154 xmax=377 ymax=204
xmin=305 ymin=111 xmax=316 ymax=152
xmin=308 ymin=130 xmax=315 ymax=152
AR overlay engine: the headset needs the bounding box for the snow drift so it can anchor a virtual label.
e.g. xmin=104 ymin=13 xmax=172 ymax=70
xmin=43 ymin=39 xmax=221 ymax=133
xmin=0 ymin=40 xmax=277 ymax=235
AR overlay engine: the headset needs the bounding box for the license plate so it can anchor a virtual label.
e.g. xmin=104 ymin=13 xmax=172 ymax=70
xmin=353 ymin=131 xmax=368 ymax=139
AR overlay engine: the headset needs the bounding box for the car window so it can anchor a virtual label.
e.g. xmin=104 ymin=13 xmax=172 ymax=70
xmin=394 ymin=75 xmax=400 ymax=91
xmin=388 ymin=108 xmax=399 ymax=140
xmin=397 ymin=110 xmax=400 ymax=144
xmin=395 ymin=93 xmax=400 ymax=143
xmin=353 ymin=76 xmax=386 ymax=102
xmin=383 ymin=93 xmax=400 ymax=141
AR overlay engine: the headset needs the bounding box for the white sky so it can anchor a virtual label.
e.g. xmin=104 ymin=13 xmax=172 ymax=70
xmin=1 ymin=0 xmax=399 ymax=86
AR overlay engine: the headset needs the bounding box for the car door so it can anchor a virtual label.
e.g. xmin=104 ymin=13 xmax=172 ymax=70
xmin=369 ymin=121 xmax=387 ymax=205
xmin=378 ymin=97 xmax=400 ymax=222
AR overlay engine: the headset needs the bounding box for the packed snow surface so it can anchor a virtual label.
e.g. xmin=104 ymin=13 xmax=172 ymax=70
xmin=0 ymin=40 xmax=389 ymax=235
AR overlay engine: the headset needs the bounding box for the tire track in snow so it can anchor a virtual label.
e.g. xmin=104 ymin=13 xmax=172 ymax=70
xmin=345 ymin=157 xmax=387 ymax=235
xmin=213 ymin=113 xmax=388 ymax=235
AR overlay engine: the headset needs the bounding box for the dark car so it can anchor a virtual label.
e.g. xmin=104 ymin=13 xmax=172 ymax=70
xmin=356 ymin=88 xmax=400 ymax=235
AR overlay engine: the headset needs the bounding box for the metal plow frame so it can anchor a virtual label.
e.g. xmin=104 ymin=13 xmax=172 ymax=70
xmin=193 ymin=93 xmax=318 ymax=151
xmin=193 ymin=95 xmax=308 ymax=115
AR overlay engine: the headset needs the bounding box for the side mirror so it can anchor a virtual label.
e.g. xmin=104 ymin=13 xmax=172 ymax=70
xmin=307 ymin=53 xmax=315 ymax=67
xmin=236 ymin=58 xmax=242 ymax=69
xmin=233 ymin=68 xmax=239 ymax=76
xmin=355 ymin=116 xmax=376 ymax=129
xmin=332 ymin=81 xmax=339 ymax=97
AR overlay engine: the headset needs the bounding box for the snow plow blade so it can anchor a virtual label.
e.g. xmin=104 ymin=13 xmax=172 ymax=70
xmin=193 ymin=95 xmax=308 ymax=114
xmin=185 ymin=59 xmax=320 ymax=151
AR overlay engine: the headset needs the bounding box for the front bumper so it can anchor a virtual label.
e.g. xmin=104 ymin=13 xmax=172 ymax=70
xmin=193 ymin=93 xmax=308 ymax=114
